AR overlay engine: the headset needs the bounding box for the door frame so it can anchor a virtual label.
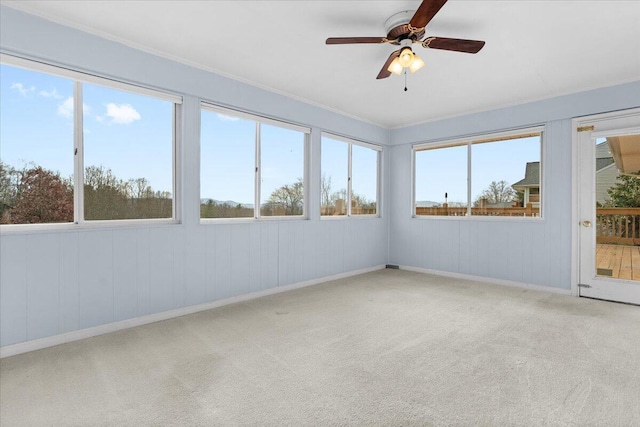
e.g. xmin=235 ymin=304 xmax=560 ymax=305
xmin=571 ymin=107 xmax=640 ymax=299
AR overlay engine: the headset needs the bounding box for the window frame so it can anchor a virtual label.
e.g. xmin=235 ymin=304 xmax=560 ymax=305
xmin=320 ymin=132 xmax=382 ymax=219
xmin=0 ymin=54 xmax=182 ymax=231
xmin=200 ymin=102 xmax=311 ymax=222
xmin=412 ymin=126 xmax=545 ymax=221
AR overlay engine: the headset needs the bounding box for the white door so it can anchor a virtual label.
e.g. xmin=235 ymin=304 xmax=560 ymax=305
xmin=576 ymin=108 xmax=640 ymax=305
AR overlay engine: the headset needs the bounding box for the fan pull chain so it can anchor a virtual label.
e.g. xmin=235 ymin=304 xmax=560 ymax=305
xmin=404 ymin=69 xmax=408 ymax=92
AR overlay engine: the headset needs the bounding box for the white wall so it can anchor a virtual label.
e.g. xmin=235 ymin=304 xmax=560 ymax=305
xmin=388 ymin=82 xmax=640 ymax=290
xmin=0 ymin=6 xmax=389 ymax=348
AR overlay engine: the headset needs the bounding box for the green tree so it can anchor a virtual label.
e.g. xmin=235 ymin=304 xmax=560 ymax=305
xmin=200 ymin=199 xmax=253 ymax=218
xmin=84 ymin=165 xmax=128 ymax=220
xmin=84 ymin=165 xmax=172 ymax=220
xmin=0 ymin=162 xmax=19 ymax=221
xmin=606 ymin=175 xmax=640 ymax=207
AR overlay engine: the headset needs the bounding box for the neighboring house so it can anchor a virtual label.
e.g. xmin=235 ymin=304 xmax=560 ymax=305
xmin=595 ymin=141 xmax=618 ymax=205
xmin=512 ymin=141 xmax=618 ymax=206
xmin=512 ymin=162 xmax=541 ymax=207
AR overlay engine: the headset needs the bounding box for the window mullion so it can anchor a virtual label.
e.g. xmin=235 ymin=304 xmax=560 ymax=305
xmin=377 ymin=150 xmax=382 ymax=217
xmin=73 ymin=81 xmax=84 ymax=224
xmin=254 ymin=122 xmax=261 ymax=219
xmin=467 ymin=142 xmax=472 ymax=217
xmin=347 ymin=143 xmax=353 ymax=217
xmin=172 ymin=103 xmax=180 ymax=221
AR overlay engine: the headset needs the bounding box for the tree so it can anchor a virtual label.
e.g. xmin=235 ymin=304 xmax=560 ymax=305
xmin=9 ymin=166 xmax=73 ymax=224
xmin=264 ymin=178 xmax=304 ymax=215
xmin=200 ymin=199 xmax=253 ymax=218
xmin=84 ymin=165 xmax=127 ymax=220
xmin=0 ymin=162 xmax=19 ymax=221
xmin=321 ymin=173 xmax=332 ymax=208
xmin=474 ymin=180 xmax=517 ymax=206
xmin=606 ymin=175 xmax=640 ymax=207
xmin=83 ymin=165 xmax=172 ymax=219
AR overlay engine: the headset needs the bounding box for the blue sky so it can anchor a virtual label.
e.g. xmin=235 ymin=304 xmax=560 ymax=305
xmin=1 ymin=64 xmax=173 ymax=193
xmin=200 ymin=111 xmax=306 ymax=205
xmin=4 ymin=62 xmax=417 ymax=208
xmin=320 ymin=137 xmax=378 ymax=203
xmin=415 ymin=136 xmax=541 ymax=203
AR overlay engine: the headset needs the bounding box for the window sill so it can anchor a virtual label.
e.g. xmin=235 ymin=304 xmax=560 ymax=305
xmin=321 ymin=214 xmax=381 ymax=220
xmin=0 ymin=219 xmax=180 ymax=234
xmin=200 ymin=216 xmax=309 ymax=225
xmin=412 ymin=214 xmax=544 ymax=223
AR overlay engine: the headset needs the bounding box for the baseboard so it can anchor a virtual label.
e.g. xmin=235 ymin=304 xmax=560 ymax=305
xmin=398 ymin=265 xmax=573 ymax=296
xmin=0 ymin=265 xmax=385 ymax=358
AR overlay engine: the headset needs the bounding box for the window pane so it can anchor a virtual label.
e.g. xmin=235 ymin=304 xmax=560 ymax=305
xmin=351 ymin=144 xmax=378 ymax=215
xmin=472 ymin=135 xmax=541 ymax=217
xmin=83 ymin=83 xmax=173 ymax=220
xmin=0 ymin=64 xmax=74 ymax=224
xmin=415 ymin=144 xmax=468 ymax=216
xmin=321 ymin=137 xmax=348 ymax=216
xmin=260 ymin=124 xmax=305 ymax=217
xmin=200 ymin=111 xmax=255 ymax=219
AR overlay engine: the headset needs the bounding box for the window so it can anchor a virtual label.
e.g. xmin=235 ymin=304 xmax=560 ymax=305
xmin=414 ymin=128 xmax=543 ymax=218
xmin=260 ymin=124 xmax=305 ymax=217
xmin=320 ymin=137 xmax=348 ymax=216
xmin=200 ymin=103 xmax=309 ymax=220
xmin=1 ymin=64 xmax=74 ymax=224
xmin=0 ymin=55 xmax=181 ymax=226
xmin=200 ymin=111 xmax=255 ymax=219
xmin=83 ymin=83 xmax=175 ymax=220
xmin=321 ymin=134 xmax=381 ymax=217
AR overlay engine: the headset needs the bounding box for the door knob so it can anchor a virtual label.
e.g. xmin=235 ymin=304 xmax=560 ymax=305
xmin=582 ymin=220 xmax=592 ymax=227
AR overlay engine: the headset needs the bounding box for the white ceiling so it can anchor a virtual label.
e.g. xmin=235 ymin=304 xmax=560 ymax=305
xmin=5 ymin=1 xmax=640 ymax=128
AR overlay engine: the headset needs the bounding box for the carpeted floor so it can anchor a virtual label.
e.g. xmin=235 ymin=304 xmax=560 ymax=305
xmin=1 ymin=269 xmax=639 ymax=426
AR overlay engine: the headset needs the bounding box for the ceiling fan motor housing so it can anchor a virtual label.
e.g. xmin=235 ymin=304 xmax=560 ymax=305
xmin=384 ymin=10 xmax=415 ymax=35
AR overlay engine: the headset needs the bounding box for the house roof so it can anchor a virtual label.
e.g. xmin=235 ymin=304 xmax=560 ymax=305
xmin=512 ymin=162 xmax=540 ymax=188
xmin=513 ymin=158 xmax=615 ymax=188
xmin=596 ymin=157 xmax=615 ymax=171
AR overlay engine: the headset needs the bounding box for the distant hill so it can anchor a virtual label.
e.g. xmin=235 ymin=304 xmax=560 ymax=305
xmin=201 ymin=199 xmax=254 ymax=209
xmin=416 ymin=200 xmax=467 ymax=208
xmin=415 ymin=200 xmax=441 ymax=207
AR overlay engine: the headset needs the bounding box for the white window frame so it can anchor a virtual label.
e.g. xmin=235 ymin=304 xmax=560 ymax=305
xmin=200 ymin=102 xmax=311 ymax=222
xmin=412 ymin=126 xmax=545 ymax=221
xmin=321 ymin=132 xmax=382 ymax=219
xmin=0 ymin=54 xmax=182 ymax=231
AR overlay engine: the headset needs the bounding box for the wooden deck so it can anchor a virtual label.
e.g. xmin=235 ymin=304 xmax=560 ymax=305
xmin=596 ymin=244 xmax=640 ymax=281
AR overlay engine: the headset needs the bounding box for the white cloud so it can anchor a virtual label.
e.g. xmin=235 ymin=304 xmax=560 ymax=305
xmin=10 ymin=82 xmax=35 ymax=97
xmin=58 ymin=97 xmax=74 ymax=118
xmin=39 ymin=88 xmax=64 ymax=99
xmin=217 ymin=113 xmax=240 ymax=122
xmin=105 ymin=103 xmax=141 ymax=124
xmin=57 ymin=97 xmax=91 ymax=118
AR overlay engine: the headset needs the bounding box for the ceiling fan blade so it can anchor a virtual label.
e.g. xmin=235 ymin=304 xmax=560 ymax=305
xmin=376 ymin=50 xmax=401 ymax=80
xmin=424 ymin=37 xmax=486 ymax=53
xmin=410 ymin=0 xmax=448 ymax=29
xmin=326 ymin=37 xmax=386 ymax=45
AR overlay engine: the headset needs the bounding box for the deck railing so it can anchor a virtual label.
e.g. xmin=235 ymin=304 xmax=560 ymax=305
xmin=596 ymin=208 xmax=640 ymax=245
xmin=415 ymin=203 xmax=540 ymax=217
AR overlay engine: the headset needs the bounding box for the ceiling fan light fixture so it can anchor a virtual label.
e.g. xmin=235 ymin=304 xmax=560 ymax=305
xmin=398 ymin=47 xmax=414 ymax=68
xmin=409 ymin=54 xmax=425 ymax=73
xmin=388 ymin=57 xmax=404 ymax=75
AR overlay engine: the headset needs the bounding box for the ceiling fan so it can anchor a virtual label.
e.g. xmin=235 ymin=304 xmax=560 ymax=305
xmin=326 ymin=0 xmax=485 ymax=79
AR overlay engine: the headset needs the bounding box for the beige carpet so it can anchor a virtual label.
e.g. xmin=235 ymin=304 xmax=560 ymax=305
xmin=1 ymin=269 xmax=639 ymax=426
